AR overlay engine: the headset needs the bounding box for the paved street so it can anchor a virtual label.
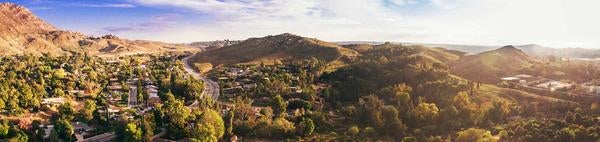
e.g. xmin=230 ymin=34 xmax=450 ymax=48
xmin=182 ymin=55 xmax=220 ymax=108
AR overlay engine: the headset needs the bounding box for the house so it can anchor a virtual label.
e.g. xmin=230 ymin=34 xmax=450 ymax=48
xmin=587 ymin=86 xmax=600 ymax=95
xmin=42 ymin=98 xmax=65 ymax=107
xmin=107 ymin=82 xmax=123 ymax=90
xmin=109 ymin=78 xmax=119 ymax=82
xmin=146 ymin=85 xmax=161 ymax=106
xmin=514 ymin=74 xmax=533 ymax=79
xmin=72 ymin=122 xmax=94 ymax=134
xmin=535 ymin=80 xmax=572 ymax=91
xmin=98 ymin=105 xmax=121 ymax=119
xmin=242 ymin=83 xmax=257 ymax=90
xmin=289 ymin=87 xmax=303 ymax=94
xmin=501 ymin=77 xmax=524 ymax=84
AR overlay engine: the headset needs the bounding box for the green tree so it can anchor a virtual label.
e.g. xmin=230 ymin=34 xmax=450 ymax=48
xmin=80 ymin=100 xmax=97 ymax=122
xmin=224 ymin=109 xmax=235 ymax=138
xmin=191 ymin=109 xmax=225 ymax=140
xmin=412 ymin=102 xmax=440 ymax=122
xmin=53 ymin=88 xmax=66 ymax=97
xmin=160 ymin=92 xmax=191 ymax=140
xmin=141 ymin=114 xmax=156 ymax=142
xmin=8 ymin=127 xmax=29 ymax=142
xmin=296 ymin=118 xmax=315 ymax=136
xmin=455 ymin=128 xmax=496 ymax=142
xmin=53 ymin=119 xmax=74 ymax=141
xmin=272 ymin=117 xmax=295 ymax=137
xmin=272 ymin=95 xmax=287 ymax=116
xmin=191 ymin=123 xmax=218 ymax=142
xmin=123 ymin=122 xmax=143 ymax=142
xmin=347 ymin=126 xmax=360 ymax=136
xmin=58 ymin=102 xmax=75 ymax=120
xmin=0 ymin=120 xmax=9 ymax=138
xmin=53 ymin=69 xmax=67 ymax=79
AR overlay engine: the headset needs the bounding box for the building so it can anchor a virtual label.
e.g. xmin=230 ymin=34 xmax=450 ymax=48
xmin=72 ymin=122 xmax=94 ymax=133
xmin=242 ymin=83 xmax=257 ymax=90
xmin=535 ymin=80 xmax=572 ymax=91
xmin=587 ymin=86 xmax=600 ymax=95
xmin=146 ymin=85 xmax=161 ymax=106
xmin=42 ymin=97 xmax=65 ymax=108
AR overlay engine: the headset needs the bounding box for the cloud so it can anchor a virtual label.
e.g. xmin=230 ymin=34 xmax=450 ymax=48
xmin=389 ymin=0 xmax=418 ymax=6
xmin=21 ymin=1 xmax=136 ymax=10
xmin=121 ymin=0 xmax=600 ymax=48
xmin=102 ymin=13 xmax=181 ymax=33
xmin=66 ymin=3 xmax=136 ymax=8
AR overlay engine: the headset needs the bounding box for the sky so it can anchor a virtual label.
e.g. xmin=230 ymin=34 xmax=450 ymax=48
xmin=5 ymin=0 xmax=600 ymax=48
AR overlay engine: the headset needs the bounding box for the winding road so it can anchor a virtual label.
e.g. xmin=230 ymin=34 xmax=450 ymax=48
xmin=182 ymin=55 xmax=220 ymax=108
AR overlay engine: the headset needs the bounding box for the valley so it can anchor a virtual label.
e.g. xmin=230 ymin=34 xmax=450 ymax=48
xmin=0 ymin=1 xmax=600 ymax=142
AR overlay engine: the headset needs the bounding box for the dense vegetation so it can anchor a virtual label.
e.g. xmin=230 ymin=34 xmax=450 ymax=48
xmin=0 ymin=53 xmax=222 ymax=141
xmin=1 ymin=43 xmax=600 ymax=142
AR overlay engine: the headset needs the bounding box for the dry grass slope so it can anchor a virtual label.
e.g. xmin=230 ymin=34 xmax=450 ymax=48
xmin=451 ymin=46 xmax=541 ymax=83
xmin=190 ymin=33 xmax=359 ymax=67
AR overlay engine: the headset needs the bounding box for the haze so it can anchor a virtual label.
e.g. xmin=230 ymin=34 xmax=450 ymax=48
xmin=10 ymin=0 xmax=600 ymax=48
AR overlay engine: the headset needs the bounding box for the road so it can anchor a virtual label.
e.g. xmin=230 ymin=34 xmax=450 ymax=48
xmin=182 ymin=55 xmax=220 ymax=108
xmin=128 ymin=86 xmax=137 ymax=108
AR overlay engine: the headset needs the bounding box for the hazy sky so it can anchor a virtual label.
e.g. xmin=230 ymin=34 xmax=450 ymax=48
xmin=7 ymin=0 xmax=600 ymax=48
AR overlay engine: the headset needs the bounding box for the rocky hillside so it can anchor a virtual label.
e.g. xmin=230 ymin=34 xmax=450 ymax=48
xmin=0 ymin=2 xmax=196 ymax=56
xmin=189 ymin=33 xmax=359 ymax=66
xmin=451 ymin=45 xmax=541 ymax=83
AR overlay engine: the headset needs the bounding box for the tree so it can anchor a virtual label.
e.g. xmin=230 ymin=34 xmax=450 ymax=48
xmin=7 ymin=126 xmax=29 ymax=142
xmin=412 ymin=102 xmax=440 ymax=122
xmin=191 ymin=109 xmax=225 ymax=140
xmin=357 ymin=95 xmax=385 ymax=128
xmin=123 ymin=122 xmax=143 ymax=142
xmin=53 ymin=69 xmax=67 ymax=79
xmin=272 ymin=117 xmax=295 ymax=137
xmin=0 ymin=120 xmax=9 ymax=138
xmin=296 ymin=118 xmax=315 ymax=136
xmin=53 ymin=88 xmax=66 ymax=97
xmin=191 ymin=123 xmax=218 ymax=142
xmin=224 ymin=109 xmax=235 ymax=138
xmin=80 ymin=100 xmax=97 ymax=122
xmin=382 ymin=106 xmax=406 ymax=137
xmin=58 ymin=102 xmax=75 ymax=120
xmin=53 ymin=119 xmax=74 ymax=141
xmin=272 ymin=95 xmax=287 ymax=116
xmin=159 ymin=92 xmax=191 ymax=140
xmin=346 ymin=126 xmax=360 ymax=136
xmin=8 ymin=126 xmax=29 ymax=142
xmin=141 ymin=114 xmax=156 ymax=142
xmin=455 ymin=128 xmax=496 ymax=142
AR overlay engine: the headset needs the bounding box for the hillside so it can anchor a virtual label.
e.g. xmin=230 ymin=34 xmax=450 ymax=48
xmin=189 ymin=33 xmax=359 ymax=67
xmin=0 ymin=2 xmax=196 ymax=56
xmin=187 ymin=40 xmax=241 ymax=51
xmin=451 ymin=45 xmax=541 ymax=83
xmin=360 ymin=43 xmax=463 ymax=64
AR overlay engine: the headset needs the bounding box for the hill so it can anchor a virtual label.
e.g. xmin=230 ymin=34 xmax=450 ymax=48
xmin=187 ymin=40 xmax=241 ymax=51
xmin=0 ymin=2 xmax=196 ymax=56
xmin=357 ymin=43 xmax=463 ymax=64
xmin=189 ymin=33 xmax=359 ymax=67
xmin=451 ymin=45 xmax=541 ymax=83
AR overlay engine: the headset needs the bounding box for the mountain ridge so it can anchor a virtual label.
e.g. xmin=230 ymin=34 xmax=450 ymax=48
xmin=0 ymin=2 xmax=197 ymax=56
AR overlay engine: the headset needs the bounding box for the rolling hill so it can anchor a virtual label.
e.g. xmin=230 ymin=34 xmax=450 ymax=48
xmin=0 ymin=2 xmax=196 ymax=56
xmin=451 ymin=45 xmax=541 ymax=83
xmin=188 ymin=33 xmax=359 ymax=67
xmin=345 ymin=42 xmax=464 ymax=64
